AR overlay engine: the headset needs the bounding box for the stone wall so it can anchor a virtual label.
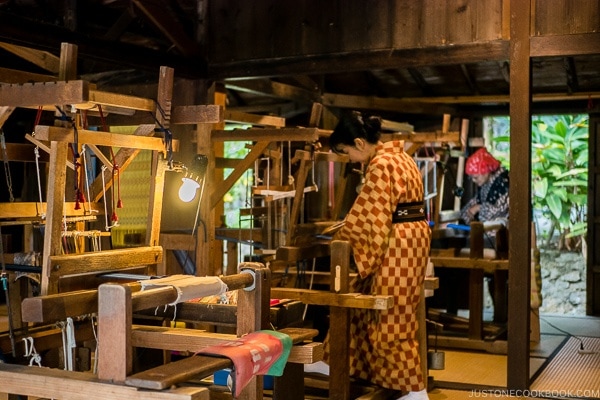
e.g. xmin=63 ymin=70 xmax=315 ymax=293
xmin=538 ymin=249 xmax=587 ymax=315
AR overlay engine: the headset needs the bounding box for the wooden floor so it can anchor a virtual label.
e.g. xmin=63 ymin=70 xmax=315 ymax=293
xmin=2 ymin=303 xmax=599 ymax=399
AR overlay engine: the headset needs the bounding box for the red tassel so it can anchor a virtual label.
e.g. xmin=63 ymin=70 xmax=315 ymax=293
xmin=74 ymin=200 xmax=81 ymax=210
xmin=116 ymin=165 xmax=123 ymax=208
xmin=77 ymin=189 xmax=86 ymax=204
xmin=111 ymin=211 xmax=119 ymax=222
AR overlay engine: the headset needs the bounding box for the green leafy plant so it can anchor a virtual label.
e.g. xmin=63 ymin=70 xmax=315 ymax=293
xmin=531 ymin=115 xmax=588 ymax=249
xmin=489 ymin=115 xmax=589 ymax=250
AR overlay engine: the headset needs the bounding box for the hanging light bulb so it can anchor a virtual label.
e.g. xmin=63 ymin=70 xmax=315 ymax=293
xmin=179 ymin=176 xmax=201 ymax=202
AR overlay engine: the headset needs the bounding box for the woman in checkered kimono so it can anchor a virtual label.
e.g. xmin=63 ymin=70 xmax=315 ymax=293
xmin=324 ymin=111 xmax=431 ymax=400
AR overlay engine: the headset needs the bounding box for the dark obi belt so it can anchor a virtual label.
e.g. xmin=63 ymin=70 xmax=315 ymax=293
xmin=392 ymin=201 xmax=426 ymax=223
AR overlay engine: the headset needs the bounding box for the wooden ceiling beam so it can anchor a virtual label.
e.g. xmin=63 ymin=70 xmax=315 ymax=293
xmin=0 ymin=11 xmax=206 ymax=78
xmin=225 ymin=79 xmax=321 ymax=103
xmin=132 ymin=0 xmax=200 ymax=57
xmin=0 ymin=42 xmax=60 ymax=74
xmin=530 ymin=32 xmax=600 ymax=57
xmin=322 ymin=93 xmax=456 ymax=116
xmin=0 ymin=67 xmax=55 ymax=84
xmin=369 ymin=91 xmax=600 ymax=105
xmin=209 ymin=40 xmax=510 ymax=80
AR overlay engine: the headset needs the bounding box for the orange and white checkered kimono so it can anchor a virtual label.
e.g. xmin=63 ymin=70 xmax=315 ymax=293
xmin=328 ymin=140 xmax=431 ymax=392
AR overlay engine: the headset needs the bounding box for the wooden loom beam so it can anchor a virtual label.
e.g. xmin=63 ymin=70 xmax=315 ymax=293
xmin=0 ymin=80 xmax=222 ymax=124
xmin=33 ymin=125 xmax=178 ymax=153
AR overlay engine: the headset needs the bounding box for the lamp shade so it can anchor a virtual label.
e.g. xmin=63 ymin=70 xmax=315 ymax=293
xmin=179 ymin=177 xmax=201 ymax=202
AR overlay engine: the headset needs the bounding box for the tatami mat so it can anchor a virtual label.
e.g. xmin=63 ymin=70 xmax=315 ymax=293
xmin=429 ymin=388 xmax=537 ymax=400
xmin=530 ymin=336 xmax=600 ymax=396
xmin=429 ymin=350 xmax=546 ymax=388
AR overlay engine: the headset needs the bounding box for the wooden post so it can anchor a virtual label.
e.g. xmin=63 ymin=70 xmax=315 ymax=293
xmin=508 ymin=0 xmax=532 ymax=389
xmin=235 ymin=263 xmax=270 ymax=400
xmin=97 ymin=283 xmax=132 ymax=382
xmin=454 ymin=118 xmax=469 ymax=211
xmin=146 ymin=66 xmax=174 ymax=248
xmin=468 ymin=221 xmax=484 ymax=340
xmin=329 ymin=240 xmax=351 ymax=400
xmin=40 ymin=141 xmax=69 ymax=295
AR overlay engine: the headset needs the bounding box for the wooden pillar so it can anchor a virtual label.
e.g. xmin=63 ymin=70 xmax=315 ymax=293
xmin=40 ymin=141 xmax=69 ymax=295
xmin=97 ymin=283 xmax=132 ymax=382
xmin=40 ymin=43 xmax=78 ymax=295
xmin=329 ymin=240 xmax=351 ymax=400
xmin=196 ymin=82 xmax=225 ymax=277
xmin=236 ymin=262 xmax=270 ymax=400
xmin=508 ymin=0 xmax=532 ymax=390
xmin=146 ymin=66 xmax=174 ymax=248
xmin=468 ymin=221 xmax=484 ymax=340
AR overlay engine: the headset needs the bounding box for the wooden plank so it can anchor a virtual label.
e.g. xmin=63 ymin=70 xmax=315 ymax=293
xmin=224 ymin=110 xmax=285 ymax=127
xmin=0 ymin=143 xmax=48 ymax=162
xmin=275 ymin=243 xmax=331 ymax=262
xmin=0 ymin=42 xmax=60 ymax=73
xmin=0 ymin=202 xmax=102 ymax=219
xmin=0 ymin=363 xmax=209 ymax=400
xmin=530 ymin=32 xmax=600 ymax=57
xmin=172 ymin=104 xmax=223 ymax=124
xmin=0 ymin=67 xmax=55 ymax=84
xmin=34 ymin=125 xmax=177 ymax=152
xmin=126 ymin=328 xmax=319 ymax=390
xmin=48 ymin=246 xmax=163 ymax=277
xmin=428 ymin=256 xmax=508 ymax=274
xmin=388 ymin=131 xmax=460 ymax=143
xmin=211 ymin=127 xmax=320 ymax=142
xmin=87 ymin=89 xmax=156 ymax=112
xmin=269 ymin=288 xmax=393 ymax=310
xmin=210 ymin=141 xmax=271 ymax=208
xmin=130 ymin=326 xmax=320 ymax=361
xmin=0 ymin=80 xmax=89 ymax=107
xmin=127 ymin=355 xmax=231 ymax=390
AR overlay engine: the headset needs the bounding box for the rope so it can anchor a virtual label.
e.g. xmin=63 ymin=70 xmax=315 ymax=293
xmin=91 ymin=314 xmax=99 ymax=374
xmin=22 ymin=337 xmax=42 ymax=367
xmin=32 ymin=106 xmax=45 ymax=218
xmin=58 ymin=317 xmax=76 ymax=370
xmin=0 ymin=129 xmax=14 ymax=202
